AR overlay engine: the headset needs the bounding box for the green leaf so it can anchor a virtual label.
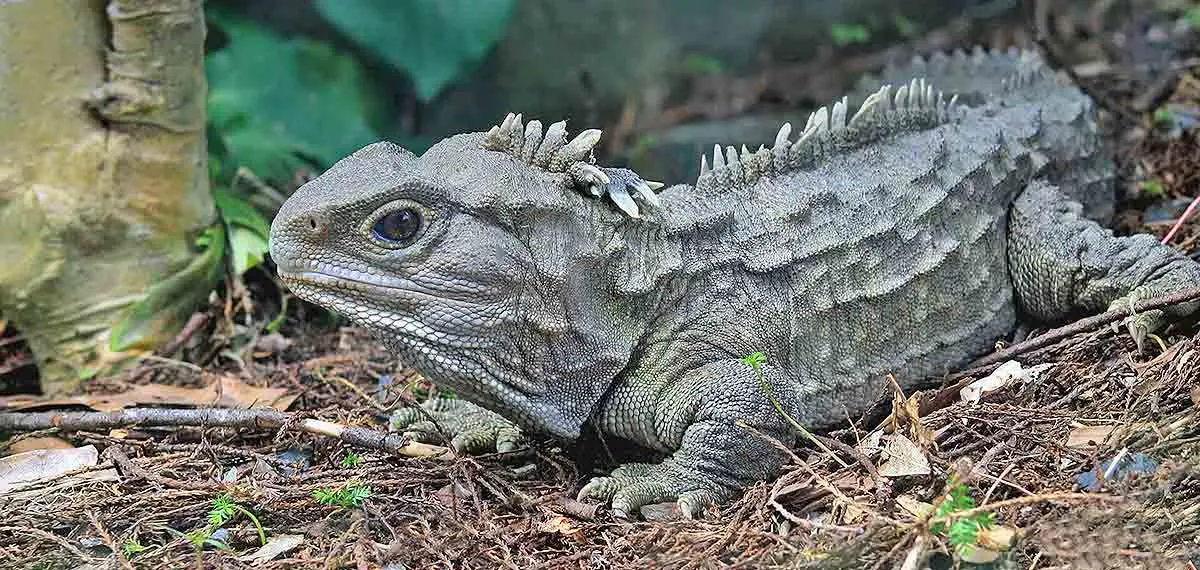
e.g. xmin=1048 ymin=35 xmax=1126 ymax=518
xmin=313 ymin=483 xmax=372 ymax=509
xmin=209 ymin=494 xmax=239 ymax=527
xmin=1138 ymin=179 xmax=1166 ymax=198
xmin=206 ymin=9 xmax=380 ymax=180
xmin=212 ymin=187 xmax=271 ymax=275
xmin=212 ymin=187 xmax=270 ymax=234
xmin=829 ymin=23 xmax=870 ymax=47
xmin=122 ymin=537 xmax=147 ymax=557
xmin=313 ymin=0 xmax=514 ymax=101
xmin=739 ymin=351 xmax=766 ymax=370
xmin=948 ymin=519 xmax=981 ymax=546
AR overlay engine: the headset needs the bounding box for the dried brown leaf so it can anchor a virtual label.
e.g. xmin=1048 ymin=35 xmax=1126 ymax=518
xmin=1066 ymin=425 xmax=1116 ymax=448
xmin=5 ymin=436 xmax=75 ymax=454
xmin=0 ymin=374 xmax=295 ymax=413
xmin=878 ymin=434 xmax=931 ymax=477
xmin=539 ymin=513 xmax=586 ymax=541
xmin=977 ymin=525 xmax=1017 ymax=551
xmin=895 ymin=495 xmax=934 ymax=519
xmin=0 ymin=445 xmax=99 ymax=493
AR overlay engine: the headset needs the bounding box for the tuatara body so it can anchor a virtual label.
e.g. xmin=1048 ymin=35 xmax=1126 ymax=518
xmin=268 ymin=48 xmax=1200 ymax=517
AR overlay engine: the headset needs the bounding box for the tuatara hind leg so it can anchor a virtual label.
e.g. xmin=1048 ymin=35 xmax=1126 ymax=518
xmin=390 ymin=398 xmax=526 ymax=454
xmin=1008 ymin=180 xmax=1200 ymax=350
xmin=582 ymin=359 xmax=796 ymax=519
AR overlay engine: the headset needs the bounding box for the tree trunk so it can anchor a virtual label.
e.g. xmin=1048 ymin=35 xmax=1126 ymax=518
xmin=0 ymin=0 xmax=216 ymax=393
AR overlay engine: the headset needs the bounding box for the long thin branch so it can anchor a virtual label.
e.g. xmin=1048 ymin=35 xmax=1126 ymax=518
xmin=923 ymin=286 xmax=1200 ymax=415
xmin=968 ymin=286 xmax=1200 ymax=370
xmin=0 ymin=408 xmax=448 ymax=459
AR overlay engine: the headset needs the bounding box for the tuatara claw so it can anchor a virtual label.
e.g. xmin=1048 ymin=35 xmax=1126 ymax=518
xmin=566 ymin=166 xmax=664 ymax=219
xmin=1121 ymin=309 xmax=1164 ymax=353
xmin=576 ymin=460 xmax=727 ymax=520
xmin=389 ymin=398 xmax=526 ymax=454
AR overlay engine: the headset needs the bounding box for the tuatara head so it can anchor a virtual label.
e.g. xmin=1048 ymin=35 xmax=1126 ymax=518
xmin=268 ymin=120 xmax=661 ymax=439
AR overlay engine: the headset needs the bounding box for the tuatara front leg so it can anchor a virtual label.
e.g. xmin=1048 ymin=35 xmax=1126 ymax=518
xmin=580 ymin=359 xmax=796 ymax=518
xmin=1008 ymin=180 xmax=1200 ymax=350
xmin=390 ymin=398 xmax=526 ymax=454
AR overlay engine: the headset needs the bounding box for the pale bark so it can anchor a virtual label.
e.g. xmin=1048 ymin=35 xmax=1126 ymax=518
xmin=0 ymin=0 xmax=214 ymax=393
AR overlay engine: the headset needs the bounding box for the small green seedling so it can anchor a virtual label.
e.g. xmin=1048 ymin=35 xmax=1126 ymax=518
xmin=830 ymin=23 xmax=870 ymax=47
xmin=739 ymin=351 xmax=767 ymax=370
xmin=121 ymin=536 xmax=148 ymax=557
xmin=340 ymin=451 xmax=363 ymax=468
xmin=739 ymin=352 xmax=850 ymax=468
xmin=1138 ymin=179 xmax=1166 ymax=198
xmin=1152 ymin=106 xmax=1174 ymax=129
xmin=931 ymin=477 xmax=995 ymax=552
xmin=313 ymin=483 xmax=372 ymax=509
xmin=185 ymin=493 xmax=266 ymax=550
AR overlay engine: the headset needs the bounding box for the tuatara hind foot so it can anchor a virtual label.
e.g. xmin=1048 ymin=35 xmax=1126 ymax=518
xmin=577 ymin=460 xmax=729 ymax=519
xmin=1107 ymin=281 xmax=1200 ymax=353
xmin=390 ymin=398 xmax=526 ymax=454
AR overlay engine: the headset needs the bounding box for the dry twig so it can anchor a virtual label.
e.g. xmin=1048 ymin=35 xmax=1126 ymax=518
xmin=0 ymin=407 xmax=448 ymax=459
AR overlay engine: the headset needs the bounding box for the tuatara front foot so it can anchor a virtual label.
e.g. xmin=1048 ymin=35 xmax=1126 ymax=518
xmin=1108 ymin=296 xmax=1165 ymax=353
xmin=390 ymin=398 xmax=526 ymax=454
xmin=577 ymin=460 xmax=729 ymax=519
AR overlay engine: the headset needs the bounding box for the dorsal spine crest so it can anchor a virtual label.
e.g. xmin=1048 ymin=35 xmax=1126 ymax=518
xmin=695 ymin=76 xmax=959 ymax=194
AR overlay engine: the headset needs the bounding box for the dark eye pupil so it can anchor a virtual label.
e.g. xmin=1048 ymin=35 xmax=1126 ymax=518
xmin=373 ymin=208 xmax=421 ymax=243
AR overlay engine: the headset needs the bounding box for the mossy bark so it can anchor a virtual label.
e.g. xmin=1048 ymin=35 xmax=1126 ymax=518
xmin=0 ymin=0 xmax=215 ymax=393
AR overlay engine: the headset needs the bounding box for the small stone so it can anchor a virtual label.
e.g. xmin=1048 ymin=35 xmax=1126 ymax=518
xmin=639 ymin=501 xmax=684 ymax=522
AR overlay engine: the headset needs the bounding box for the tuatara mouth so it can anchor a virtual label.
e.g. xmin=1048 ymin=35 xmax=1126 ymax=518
xmin=278 ymin=269 xmax=449 ymax=304
xmin=276 ymin=267 xmax=499 ymax=351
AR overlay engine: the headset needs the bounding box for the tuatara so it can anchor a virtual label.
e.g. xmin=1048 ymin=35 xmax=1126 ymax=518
xmin=268 ymin=48 xmax=1200 ymax=518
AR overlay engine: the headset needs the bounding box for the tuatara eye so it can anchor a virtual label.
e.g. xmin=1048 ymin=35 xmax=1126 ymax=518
xmin=372 ymin=208 xmax=422 ymax=244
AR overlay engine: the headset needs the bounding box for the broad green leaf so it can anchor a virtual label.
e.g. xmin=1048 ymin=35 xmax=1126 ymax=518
xmin=314 ymin=0 xmax=514 ymax=101
xmin=212 ymin=187 xmax=271 ymax=276
xmin=206 ymin=9 xmax=380 ymax=180
xmin=228 ymin=227 xmax=270 ymax=276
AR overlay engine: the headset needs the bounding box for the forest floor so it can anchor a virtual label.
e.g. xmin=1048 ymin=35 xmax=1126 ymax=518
xmin=1 ymin=2 xmax=1199 ymax=569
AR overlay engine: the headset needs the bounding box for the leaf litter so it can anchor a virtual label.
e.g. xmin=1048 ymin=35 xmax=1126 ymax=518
xmin=1 ymin=2 xmax=1199 ymax=569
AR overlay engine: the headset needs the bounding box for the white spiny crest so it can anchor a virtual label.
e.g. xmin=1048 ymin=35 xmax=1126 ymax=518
xmin=534 ymin=120 xmax=568 ymax=167
xmin=547 ymin=129 xmax=600 ymax=171
xmin=810 ymin=106 xmax=829 ymax=133
xmin=521 ymin=119 xmax=542 ymax=164
xmin=774 ymin=122 xmax=792 ymax=149
xmin=849 ymin=88 xmax=883 ymax=127
xmin=694 ymin=75 xmax=960 ymax=191
xmin=509 ymin=113 xmax=525 ymax=154
xmin=725 ymin=145 xmax=742 ymax=185
xmin=482 ymin=111 xmax=664 ymax=219
xmin=830 ymin=97 xmax=848 ymax=130
xmin=907 ymin=78 xmax=923 ymax=108
xmin=895 ymin=85 xmax=909 ymax=109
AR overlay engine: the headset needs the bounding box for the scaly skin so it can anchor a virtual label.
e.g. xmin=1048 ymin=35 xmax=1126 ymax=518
xmin=268 ymin=48 xmax=1200 ymax=518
